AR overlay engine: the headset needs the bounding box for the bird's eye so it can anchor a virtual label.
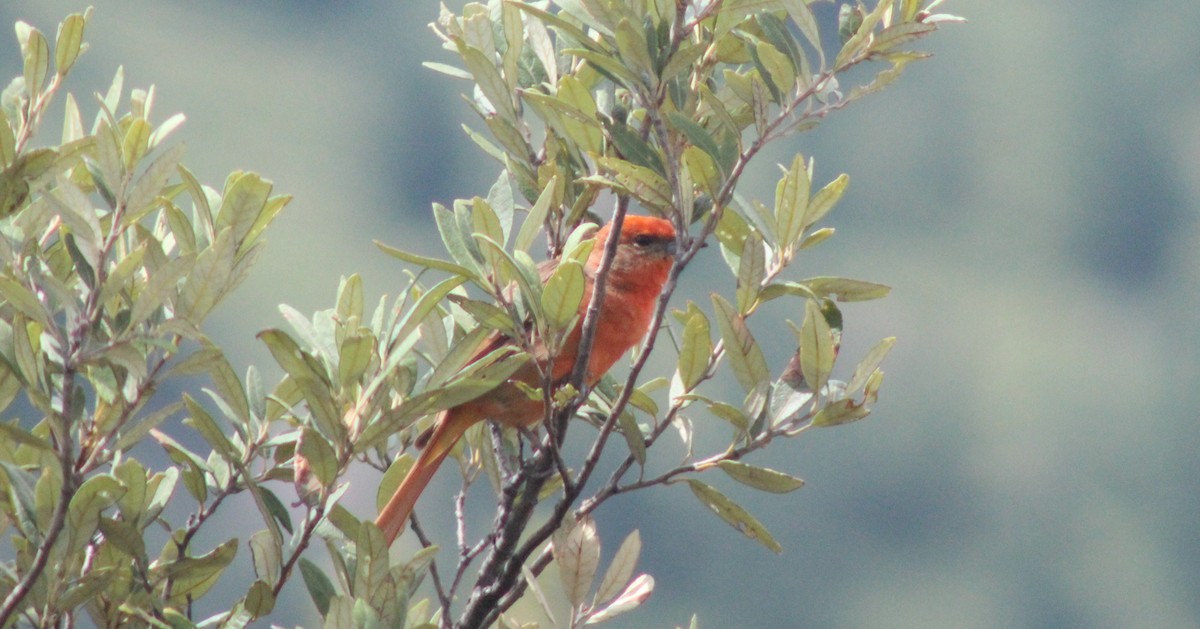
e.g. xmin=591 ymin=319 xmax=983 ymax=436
xmin=632 ymin=234 xmax=656 ymax=247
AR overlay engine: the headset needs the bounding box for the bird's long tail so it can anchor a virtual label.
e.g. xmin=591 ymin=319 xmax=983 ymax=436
xmin=375 ymin=410 xmax=473 ymax=545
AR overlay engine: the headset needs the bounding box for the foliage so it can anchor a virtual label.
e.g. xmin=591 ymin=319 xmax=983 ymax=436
xmin=0 ymin=2 xmax=960 ymax=628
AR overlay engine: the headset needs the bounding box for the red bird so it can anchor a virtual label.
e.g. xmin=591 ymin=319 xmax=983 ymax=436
xmin=376 ymin=216 xmax=677 ymax=544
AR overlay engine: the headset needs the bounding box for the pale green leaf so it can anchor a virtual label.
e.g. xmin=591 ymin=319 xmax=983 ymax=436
xmin=687 ymin=480 xmax=781 ymax=553
xmin=802 ymin=276 xmax=891 ymax=302
xmin=710 ymin=294 xmax=770 ymax=395
xmin=797 ymin=299 xmax=835 ymax=395
xmin=54 ymin=12 xmax=88 ymax=76
xmin=250 ymin=528 xmax=283 ymax=586
xmin=515 ymin=175 xmax=556 ymax=252
xmin=716 ymin=460 xmax=804 ymax=493
xmin=553 ymin=514 xmax=600 ymax=607
xmin=676 ymin=306 xmax=712 ymax=392
xmin=803 ymin=173 xmax=848 ymax=232
xmin=541 ymin=258 xmax=586 ymax=329
xmin=847 ymin=336 xmax=895 ymax=395
xmin=595 ymin=529 xmax=641 ymax=607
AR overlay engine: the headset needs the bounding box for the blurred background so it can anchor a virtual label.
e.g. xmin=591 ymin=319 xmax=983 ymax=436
xmin=4 ymin=2 xmax=1199 ymax=627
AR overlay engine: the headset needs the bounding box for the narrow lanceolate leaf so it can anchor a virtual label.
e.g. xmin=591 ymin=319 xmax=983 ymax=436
xmin=735 ymin=232 xmax=766 ymax=314
xmin=541 ymin=258 xmax=586 ymax=330
xmin=687 ymin=480 xmax=781 ymax=553
xmin=676 ymin=307 xmax=712 ymax=392
xmin=847 ymin=337 xmax=895 ymax=395
xmin=798 ymin=299 xmax=835 ymax=395
xmin=375 ymin=240 xmax=477 ymax=280
xmin=803 ymin=173 xmax=848 ymax=231
xmin=775 ymin=154 xmax=811 ymax=248
xmin=716 ymin=460 xmax=805 ymax=494
xmin=667 ymin=113 xmax=723 ymax=168
xmin=870 ymin=21 xmax=937 ymax=54
xmin=300 ymin=557 xmax=336 ymax=616
xmin=710 ymin=294 xmax=770 ymax=396
xmin=515 ymin=175 xmax=556 ymax=252
xmin=802 ymin=276 xmax=891 ymax=302
xmin=552 ymin=515 xmax=601 ymax=607
xmin=585 ymin=574 xmax=654 ymax=624
xmin=595 ymin=530 xmax=641 ymax=607
xmin=124 ymin=142 xmax=186 ymax=225
xmin=183 ymin=394 xmax=238 ymax=462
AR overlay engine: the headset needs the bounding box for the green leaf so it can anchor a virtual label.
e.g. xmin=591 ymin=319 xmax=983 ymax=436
xmin=152 ymin=429 xmax=207 ymax=502
xmin=595 ymin=529 xmax=641 ymax=607
xmin=515 ymin=175 xmax=556 ymax=252
xmin=667 ymin=113 xmax=723 ymax=170
xmin=676 ymin=305 xmax=712 ymax=392
xmin=780 ymin=0 xmax=823 ymax=62
xmin=870 ymin=21 xmax=937 ymax=54
xmin=375 ymin=240 xmax=477 ymax=280
xmin=250 ymin=528 xmax=282 ymax=587
xmin=810 ymin=397 xmax=871 ymax=428
xmin=735 ymin=232 xmax=765 ymax=314
xmin=803 ymin=173 xmax=848 ymax=231
xmin=847 ymin=337 xmax=895 ymax=395
xmin=375 ymin=454 xmax=414 ymax=513
xmin=801 ymin=276 xmax=891 ymax=302
xmin=0 ymin=418 xmax=51 ymax=451
xmin=606 ymin=120 xmax=664 ymax=175
xmin=0 ymin=277 xmax=50 ymax=327
xmin=747 ymin=39 xmax=790 ymax=103
xmin=461 ymin=45 xmax=516 ymax=120
xmin=182 ymin=394 xmax=238 ymax=462
xmin=336 ymin=274 xmax=365 ymax=322
xmin=617 ymin=407 xmax=646 ymax=464
xmin=18 ymin=23 xmax=50 ymax=95
xmin=338 ymin=331 xmax=375 ymax=388
xmin=614 ymin=18 xmax=653 ymax=77
xmin=216 ymin=172 xmax=272 ymax=248
xmin=177 ymin=227 xmax=236 ymax=320
xmin=352 ymin=521 xmax=389 ymax=600
xmin=487 ymin=171 xmax=515 ymax=242
xmin=775 ymin=153 xmax=810 ymax=249
xmin=54 ymin=12 xmax=88 ymax=75
xmin=259 ymin=486 xmax=294 ymax=534
xmin=124 ymin=140 xmax=185 ymax=225
xmin=552 ymin=515 xmax=600 ymax=607
xmin=67 ymin=474 xmax=127 ymax=553
xmin=165 ymin=538 xmax=238 ymax=601
xmin=716 ymin=460 xmax=804 ymax=493
xmin=588 ymin=156 xmax=673 ymax=212
xmin=686 ymin=479 xmax=781 ymax=553
xmin=710 ymin=294 xmax=769 ymax=396
xmin=0 ymin=460 xmax=40 ymax=538
xmin=541 ymin=258 xmax=586 ymax=329
xmin=244 ymin=580 xmax=276 ymax=619
xmin=356 ymin=348 xmax=528 ymax=451
xmin=298 ymin=428 xmax=338 ymax=488
xmin=121 ymin=117 xmax=152 ymax=173
xmin=472 ymin=196 xmax=506 ymax=251
xmin=797 ymin=299 xmax=835 ymax=395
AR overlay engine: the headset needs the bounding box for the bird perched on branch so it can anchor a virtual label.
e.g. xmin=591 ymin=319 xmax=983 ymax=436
xmin=375 ymin=215 xmax=678 ymax=545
